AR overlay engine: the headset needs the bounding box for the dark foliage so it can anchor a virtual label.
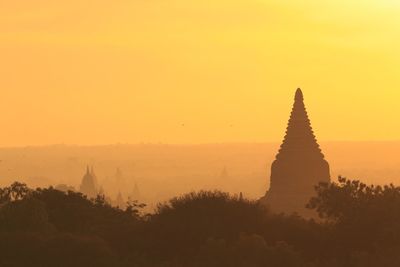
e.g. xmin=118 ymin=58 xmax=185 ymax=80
xmin=308 ymin=176 xmax=400 ymax=266
xmin=2 ymin=178 xmax=400 ymax=266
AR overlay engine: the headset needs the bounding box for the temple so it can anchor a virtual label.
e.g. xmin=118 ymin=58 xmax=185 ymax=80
xmin=79 ymin=166 xmax=98 ymax=198
xmin=260 ymin=88 xmax=330 ymax=216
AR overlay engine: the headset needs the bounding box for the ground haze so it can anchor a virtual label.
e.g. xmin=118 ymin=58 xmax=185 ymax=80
xmin=1 ymin=142 xmax=399 ymax=209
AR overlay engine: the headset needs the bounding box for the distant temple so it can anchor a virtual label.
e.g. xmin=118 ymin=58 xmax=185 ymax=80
xmin=115 ymin=167 xmax=127 ymax=192
xmin=115 ymin=191 xmax=125 ymax=209
xmin=260 ymin=89 xmax=330 ymax=216
xmin=79 ymin=166 xmax=98 ymax=198
xmin=130 ymin=182 xmax=141 ymax=201
xmin=220 ymin=167 xmax=229 ymax=181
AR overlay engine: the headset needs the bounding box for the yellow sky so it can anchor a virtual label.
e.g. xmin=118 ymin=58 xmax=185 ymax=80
xmin=1 ymin=0 xmax=400 ymax=146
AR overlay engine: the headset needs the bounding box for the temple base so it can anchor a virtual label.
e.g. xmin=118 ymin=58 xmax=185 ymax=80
xmin=260 ymin=189 xmax=317 ymax=218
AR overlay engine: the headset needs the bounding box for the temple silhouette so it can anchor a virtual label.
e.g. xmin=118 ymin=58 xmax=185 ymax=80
xmin=79 ymin=166 xmax=98 ymax=198
xmin=260 ymin=88 xmax=330 ymax=216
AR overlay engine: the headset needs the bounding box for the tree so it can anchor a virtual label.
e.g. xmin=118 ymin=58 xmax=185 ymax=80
xmin=308 ymin=176 xmax=400 ymax=253
xmin=0 ymin=182 xmax=31 ymax=205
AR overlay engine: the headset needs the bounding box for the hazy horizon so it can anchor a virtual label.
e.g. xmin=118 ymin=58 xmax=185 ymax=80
xmin=1 ymin=141 xmax=400 ymax=211
xmin=4 ymin=139 xmax=400 ymax=148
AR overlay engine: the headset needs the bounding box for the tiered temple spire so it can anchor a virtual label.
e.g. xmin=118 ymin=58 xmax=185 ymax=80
xmin=260 ymin=88 xmax=330 ymax=216
xmin=276 ymin=89 xmax=324 ymax=160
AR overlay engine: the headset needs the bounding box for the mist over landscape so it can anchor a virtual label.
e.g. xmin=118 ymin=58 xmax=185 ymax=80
xmin=1 ymin=142 xmax=399 ymax=209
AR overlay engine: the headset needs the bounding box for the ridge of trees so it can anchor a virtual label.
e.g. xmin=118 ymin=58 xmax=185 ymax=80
xmin=1 ymin=177 xmax=400 ymax=266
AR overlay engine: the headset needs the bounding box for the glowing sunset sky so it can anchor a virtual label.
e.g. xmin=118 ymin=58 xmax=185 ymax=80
xmin=1 ymin=0 xmax=400 ymax=146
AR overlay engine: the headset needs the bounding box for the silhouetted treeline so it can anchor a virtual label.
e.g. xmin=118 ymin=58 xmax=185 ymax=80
xmin=2 ymin=178 xmax=400 ymax=266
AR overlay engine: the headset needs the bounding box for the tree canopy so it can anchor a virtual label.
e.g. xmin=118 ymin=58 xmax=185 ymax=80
xmin=1 ymin=178 xmax=400 ymax=266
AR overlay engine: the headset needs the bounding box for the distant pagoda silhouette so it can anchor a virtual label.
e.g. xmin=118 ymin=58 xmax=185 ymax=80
xmin=260 ymin=88 xmax=330 ymax=216
xmin=80 ymin=166 xmax=98 ymax=199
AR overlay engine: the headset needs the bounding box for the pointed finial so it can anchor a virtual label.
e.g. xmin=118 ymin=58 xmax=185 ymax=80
xmin=295 ymin=88 xmax=303 ymax=101
xmin=90 ymin=166 xmax=96 ymax=176
xmin=86 ymin=165 xmax=90 ymax=174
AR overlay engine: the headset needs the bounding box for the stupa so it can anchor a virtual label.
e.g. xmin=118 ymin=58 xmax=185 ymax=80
xmin=260 ymin=88 xmax=330 ymax=216
xmin=79 ymin=166 xmax=98 ymax=198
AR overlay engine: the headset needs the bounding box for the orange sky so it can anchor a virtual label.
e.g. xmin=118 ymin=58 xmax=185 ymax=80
xmin=1 ymin=0 xmax=400 ymax=146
